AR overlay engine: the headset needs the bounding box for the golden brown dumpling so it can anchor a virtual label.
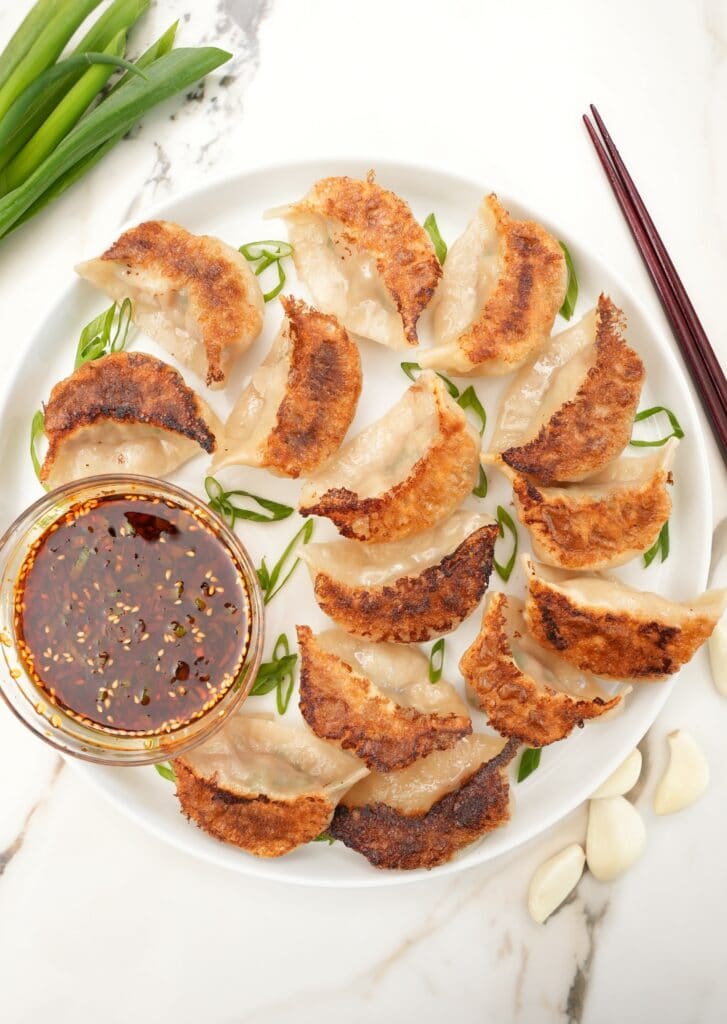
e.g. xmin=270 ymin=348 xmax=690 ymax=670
xmin=460 ymin=593 xmax=621 ymax=746
xmin=297 ymin=627 xmax=471 ymax=771
xmin=273 ymin=173 xmax=441 ymax=349
xmin=486 ymin=295 xmax=645 ymax=484
xmin=524 ymin=558 xmax=727 ymax=680
xmin=76 ymin=220 xmax=264 ymax=388
xmin=330 ymin=734 xmax=516 ymax=869
xmin=419 ymin=194 xmax=567 ymax=375
xmin=212 ymin=297 xmax=362 ymax=478
xmin=40 ymin=352 xmax=221 ymax=488
xmin=298 ymin=371 xmax=480 ymax=543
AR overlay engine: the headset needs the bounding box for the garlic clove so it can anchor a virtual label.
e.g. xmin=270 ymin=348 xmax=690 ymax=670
xmin=708 ymin=616 xmax=727 ymax=696
xmin=590 ymin=748 xmax=642 ymax=799
xmin=528 ymin=843 xmax=585 ymax=924
xmin=586 ymin=796 xmax=646 ymax=882
xmin=653 ymin=730 xmax=709 ymax=815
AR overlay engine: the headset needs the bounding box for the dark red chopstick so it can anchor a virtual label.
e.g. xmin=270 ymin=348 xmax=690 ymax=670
xmin=583 ymin=108 xmax=727 ymax=465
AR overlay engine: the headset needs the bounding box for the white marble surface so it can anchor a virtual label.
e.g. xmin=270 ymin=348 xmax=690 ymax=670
xmin=0 ymin=1 xmax=726 ymax=1021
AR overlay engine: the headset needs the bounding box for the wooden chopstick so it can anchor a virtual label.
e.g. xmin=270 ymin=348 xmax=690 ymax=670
xmin=583 ymin=108 xmax=727 ymax=464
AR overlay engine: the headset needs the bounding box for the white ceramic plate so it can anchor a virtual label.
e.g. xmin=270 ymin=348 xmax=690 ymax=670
xmin=0 ymin=160 xmax=711 ymax=886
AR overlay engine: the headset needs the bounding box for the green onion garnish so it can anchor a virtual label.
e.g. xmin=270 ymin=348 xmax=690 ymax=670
xmin=517 ymin=747 xmax=541 ymax=782
xmin=428 ymin=638 xmax=445 ymax=684
xmin=239 ymin=239 xmax=293 ymax=302
xmin=400 ymin=361 xmax=460 ymax=399
xmin=558 ymin=241 xmax=578 ymax=321
xmin=29 ymin=408 xmax=46 ymax=486
xmin=312 ymin=831 xmax=336 ymax=845
xmin=473 ymin=465 xmax=488 ymax=499
xmin=257 ymin=520 xmax=314 ymax=605
xmin=154 ymin=761 xmax=176 ymax=782
xmin=249 ymin=632 xmax=298 ymax=714
xmin=74 ymin=297 xmax=132 ymax=368
xmin=423 ymin=212 xmax=447 ymax=264
xmin=204 ymin=476 xmax=294 ymax=528
xmin=629 ymin=406 xmax=684 ymax=448
xmin=493 ymin=505 xmax=518 ymax=582
xmin=643 ymin=520 xmax=670 ymax=568
xmin=457 ymin=385 xmax=487 ymax=436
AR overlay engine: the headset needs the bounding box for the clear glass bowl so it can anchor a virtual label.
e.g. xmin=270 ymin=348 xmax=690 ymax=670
xmin=0 ymin=475 xmax=264 ymax=766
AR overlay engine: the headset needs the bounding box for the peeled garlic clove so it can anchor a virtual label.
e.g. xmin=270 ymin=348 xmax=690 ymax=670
xmin=590 ymin=748 xmax=642 ymax=799
xmin=528 ymin=843 xmax=585 ymax=924
xmin=653 ymin=730 xmax=709 ymax=815
xmin=586 ymin=796 xmax=645 ymax=882
xmin=708 ymin=616 xmax=727 ymax=696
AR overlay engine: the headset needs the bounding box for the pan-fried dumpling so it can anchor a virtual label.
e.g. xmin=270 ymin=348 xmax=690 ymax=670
xmin=298 ymin=371 xmax=480 ymax=543
xmin=485 ymin=295 xmax=645 ymax=484
xmin=297 ymin=627 xmax=472 ymax=771
xmin=419 ymin=194 xmax=567 ymax=376
xmin=330 ymin=734 xmax=516 ymax=869
xmin=173 ymin=713 xmax=368 ymax=857
xmin=460 ymin=593 xmax=622 ymax=747
xmin=76 ymin=220 xmax=264 ymax=388
xmin=271 ymin=173 xmax=441 ymax=349
xmin=301 ymin=509 xmax=498 ymax=642
xmin=499 ymin=439 xmax=677 ymax=570
xmin=212 ymin=296 xmax=361 ymax=478
xmin=40 ymin=352 xmax=221 ymax=488
xmin=524 ymin=558 xmax=727 ymax=680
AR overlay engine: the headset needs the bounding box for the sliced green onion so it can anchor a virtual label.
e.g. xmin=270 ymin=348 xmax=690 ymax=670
xmin=494 ymin=505 xmax=518 ymax=582
xmin=239 ymin=239 xmax=293 ymax=302
xmin=249 ymin=633 xmax=298 ymax=714
xmin=74 ymin=297 xmax=132 ymax=368
xmin=257 ymin=520 xmax=314 ymax=605
xmin=154 ymin=761 xmax=176 ymax=782
xmin=473 ymin=465 xmax=488 ymax=499
xmin=399 ymin=361 xmax=460 ymax=399
xmin=558 ymin=241 xmax=578 ymax=321
xmin=30 ymin=409 xmax=46 ymax=486
xmin=428 ymin=638 xmax=445 ymax=684
xmin=517 ymin=747 xmax=541 ymax=782
xmin=0 ymin=47 xmax=232 ymax=240
xmin=312 ymin=831 xmax=336 ymax=844
xmin=457 ymin=385 xmax=487 ymax=436
xmin=204 ymin=476 xmax=294 ymax=527
xmin=423 ymin=212 xmax=447 ymax=264
xmin=643 ymin=520 xmax=670 ymax=568
xmin=629 ymin=406 xmax=685 ymax=448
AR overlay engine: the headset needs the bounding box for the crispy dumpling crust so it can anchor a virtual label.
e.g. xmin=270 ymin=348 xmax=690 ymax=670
xmin=510 ymin=463 xmax=672 ymax=571
xmin=309 ymin=523 xmax=499 ymax=643
xmin=265 ymin=297 xmax=361 ymax=476
xmin=298 ymin=174 xmax=441 ymax=345
xmin=460 ymin=594 xmax=620 ymax=746
xmin=524 ymin=561 xmax=725 ymax=680
xmin=173 ymin=758 xmax=334 ymax=858
xmin=296 ymin=627 xmax=472 ymax=771
xmin=501 ymin=295 xmax=645 ymax=483
xmin=330 ymin=740 xmax=517 ymax=870
xmin=299 ymin=375 xmax=480 ymax=543
xmin=424 ymin=194 xmax=567 ymax=375
xmin=41 ymin=351 xmax=216 ymax=483
xmin=98 ymin=220 xmax=264 ymax=387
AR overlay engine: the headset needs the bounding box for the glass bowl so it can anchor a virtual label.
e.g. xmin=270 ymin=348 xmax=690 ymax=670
xmin=0 ymin=475 xmax=264 ymax=766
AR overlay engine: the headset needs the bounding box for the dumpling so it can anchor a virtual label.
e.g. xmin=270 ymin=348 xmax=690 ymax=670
xmin=40 ymin=352 xmax=221 ymax=488
xmin=298 ymin=371 xmax=480 ymax=543
xmin=460 ymin=593 xmax=621 ymax=747
xmin=485 ymin=295 xmax=645 ymax=484
xmin=524 ymin=558 xmax=727 ymax=680
xmin=212 ymin=296 xmax=361 ymax=478
xmin=301 ymin=509 xmax=498 ymax=642
xmin=173 ymin=713 xmax=368 ymax=857
xmin=76 ymin=220 xmax=265 ymax=388
xmin=329 ymin=734 xmax=516 ymax=869
xmin=272 ymin=173 xmax=441 ymax=348
xmin=297 ymin=627 xmax=472 ymax=771
xmin=499 ymin=439 xmax=677 ymax=570
xmin=419 ymin=194 xmax=567 ymax=376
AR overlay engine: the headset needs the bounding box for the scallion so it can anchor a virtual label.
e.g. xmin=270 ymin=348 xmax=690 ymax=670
xmin=423 ymin=212 xmax=447 ymax=264
xmin=643 ymin=520 xmax=670 ymax=567
xmin=204 ymin=476 xmax=294 ymax=528
xmin=473 ymin=465 xmax=488 ymax=499
xmin=154 ymin=761 xmax=176 ymax=782
xmin=493 ymin=505 xmax=518 ymax=582
xmin=249 ymin=633 xmax=298 ymax=714
xmin=629 ymin=406 xmax=684 ymax=448
xmin=256 ymin=520 xmax=314 ymax=604
xmin=517 ymin=747 xmax=541 ymax=782
xmin=74 ymin=297 xmax=132 ymax=368
xmin=428 ymin=638 xmax=445 ymax=684
xmin=559 ymin=241 xmax=578 ymax=320
xmin=29 ymin=409 xmax=46 ymax=486
xmin=239 ymin=239 xmax=293 ymax=302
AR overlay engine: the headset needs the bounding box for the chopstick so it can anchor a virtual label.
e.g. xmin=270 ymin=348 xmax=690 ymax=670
xmin=583 ymin=105 xmax=727 ymax=465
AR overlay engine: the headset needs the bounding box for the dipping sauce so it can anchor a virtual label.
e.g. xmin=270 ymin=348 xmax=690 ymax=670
xmin=13 ymin=494 xmax=251 ymax=735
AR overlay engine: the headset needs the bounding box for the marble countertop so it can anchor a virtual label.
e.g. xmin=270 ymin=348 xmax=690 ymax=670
xmin=0 ymin=1 xmax=725 ymax=1021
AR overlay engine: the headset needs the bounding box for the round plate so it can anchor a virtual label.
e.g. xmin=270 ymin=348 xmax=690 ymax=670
xmin=0 ymin=160 xmax=710 ymax=886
